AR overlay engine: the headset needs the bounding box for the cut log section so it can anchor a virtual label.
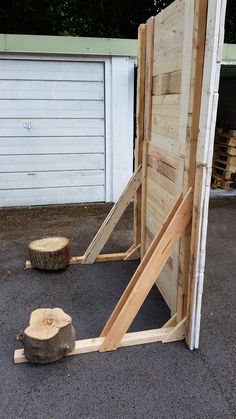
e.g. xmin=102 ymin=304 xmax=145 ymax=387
xmin=18 ymin=308 xmax=76 ymax=363
xmin=28 ymin=237 xmax=70 ymax=271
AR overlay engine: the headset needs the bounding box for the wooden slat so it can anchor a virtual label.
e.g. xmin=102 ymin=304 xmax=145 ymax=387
xmin=124 ymin=244 xmax=141 ymax=261
xmin=141 ymin=16 xmax=155 ymax=258
xmin=14 ymin=327 xmax=173 ymax=363
xmin=162 ymin=317 xmax=186 ymax=342
xmin=134 ymin=24 xmax=146 ymax=247
xmin=179 ymin=0 xmax=208 ymax=341
xmin=152 ymin=71 xmax=181 ymax=95
xmin=82 ymin=165 xmax=142 ymax=264
xmin=100 ymin=189 xmax=192 ymax=346
xmin=26 ymin=252 xmax=129 ymax=269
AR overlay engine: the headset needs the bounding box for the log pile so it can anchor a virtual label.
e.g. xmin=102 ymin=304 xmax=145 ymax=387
xmin=212 ymin=129 xmax=236 ymax=189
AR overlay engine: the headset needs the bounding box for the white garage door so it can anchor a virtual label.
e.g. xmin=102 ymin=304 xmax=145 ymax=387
xmin=0 ymin=59 xmax=105 ymax=206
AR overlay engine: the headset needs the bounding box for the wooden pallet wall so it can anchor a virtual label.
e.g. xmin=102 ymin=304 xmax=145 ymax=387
xmin=135 ymin=0 xmax=226 ymax=347
xmin=140 ymin=0 xmax=199 ymax=314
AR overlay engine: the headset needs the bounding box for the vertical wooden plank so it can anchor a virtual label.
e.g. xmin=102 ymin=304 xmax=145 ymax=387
xmin=134 ymin=24 xmax=146 ymax=247
xmin=140 ymin=16 xmax=155 ymax=258
xmin=176 ymin=0 xmax=208 ymax=324
xmin=185 ymin=0 xmax=227 ymax=349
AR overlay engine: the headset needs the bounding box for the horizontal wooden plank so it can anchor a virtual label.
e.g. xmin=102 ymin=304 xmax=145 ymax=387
xmin=153 ymin=46 xmax=183 ymax=76
xmin=0 ymin=137 xmax=104 ymax=155
xmin=152 ymin=114 xmax=179 ymax=140
xmin=148 ymin=142 xmax=179 ymax=170
xmin=154 ymin=24 xmax=184 ymax=53
xmin=0 ymin=100 xmax=104 ymax=119
xmin=0 ymin=185 xmax=105 ymax=207
xmin=0 ymin=170 xmax=105 ymax=190
xmin=0 ymin=154 xmax=104 ymax=172
xmin=152 ymin=73 xmax=181 ymax=96
xmin=0 ymin=118 xmax=104 ymax=137
xmin=0 ymin=80 xmax=104 ymax=100
xmin=150 ymin=132 xmax=178 ymax=154
xmin=147 ymin=166 xmax=176 ymax=196
xmin=0 ymin=60 xmax=104 ymax=81
xmin=154 ymin=3 xmax=184 ymax=36
xmin=14 ymin=327 xmax=173 ymax=363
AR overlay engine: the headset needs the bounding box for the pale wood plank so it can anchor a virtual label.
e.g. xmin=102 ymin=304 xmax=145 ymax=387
xmin=134 ymin=24 xmax=146 ymax=247
xmin=26 ymin=252 xmax=129 ymax=268
xmin=141 ymin=16 xmax=155 ymax=259
xmin=100 ymin=189 xmax=192 ymax=350
xmin=162 ymin=317 xmax=186 ymax=342
xmin=14 ymin=327 xmax=173 ymax=363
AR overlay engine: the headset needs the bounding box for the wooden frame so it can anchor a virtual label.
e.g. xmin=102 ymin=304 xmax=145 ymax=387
xmin=17 ymin=0 xmax=226 ymax=363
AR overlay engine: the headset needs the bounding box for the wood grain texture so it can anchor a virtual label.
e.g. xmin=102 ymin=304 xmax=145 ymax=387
xmin=134 ymin=24 xmax=146 ymax=247
xmin=99 ymin=189 xmax=192 ymax=351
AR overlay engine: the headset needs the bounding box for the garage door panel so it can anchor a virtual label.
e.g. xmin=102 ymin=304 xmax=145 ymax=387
xmin=0 ymin=60 xmax=104 ymax=81
xmin=0 ymin=80 xmax=104 ymax=100
xmin=0 ymin=100 xmax=104 ymax=119
xmin=0 ymin=119 xmax=104 ymax=137
xmin=0 ymin=58 xmax=105 ymax=206
xmin=0 ymin=185 xmax=105 ymax=207
xmin=0 ymin=137 xmax=104 ymax=155
xmin=0 ymin=154 xmax=104 ymax=172
xmin=0 ymin=170 xmax=105 ymax=189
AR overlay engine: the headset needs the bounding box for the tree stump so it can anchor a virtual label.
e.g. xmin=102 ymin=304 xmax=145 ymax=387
xmin=18 ymin=308 xmax=76 ymax=363
xmin=28 ymin=237 xmax=70 ymax=270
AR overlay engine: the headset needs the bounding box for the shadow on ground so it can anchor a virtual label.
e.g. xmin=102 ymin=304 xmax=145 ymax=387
xmin=0 ymin=199 xmax=235 ymax=419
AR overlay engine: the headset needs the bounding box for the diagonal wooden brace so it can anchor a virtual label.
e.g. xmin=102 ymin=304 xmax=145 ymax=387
xmin=100 ymin=191 xmax=184 ymax=337
xmin=82 ymin=165 xmax=142 ymax=264
xmin=99 ymin=188 xmax=193 ymax=351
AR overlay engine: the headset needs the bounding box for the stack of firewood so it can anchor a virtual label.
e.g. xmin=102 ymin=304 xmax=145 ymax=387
xmin=212 ymin=129 xmax=236 ymax=189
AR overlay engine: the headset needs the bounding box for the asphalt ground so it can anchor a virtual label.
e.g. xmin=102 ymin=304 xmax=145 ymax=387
xmin=0 ymin=198 xmax=235 ymax=419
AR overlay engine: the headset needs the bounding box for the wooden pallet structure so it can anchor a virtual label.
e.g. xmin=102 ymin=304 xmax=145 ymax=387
xmin=16 ymin=0 xmax=226 ymax=363
xmin=212 ymin=129 xmax=236 ymax=189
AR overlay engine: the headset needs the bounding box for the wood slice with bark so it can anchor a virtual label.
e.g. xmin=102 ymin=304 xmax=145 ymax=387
xmin=28 ymin=237 xmax=70 ymax=270
xmin=17 ymin=308 xmax=76 ymax=363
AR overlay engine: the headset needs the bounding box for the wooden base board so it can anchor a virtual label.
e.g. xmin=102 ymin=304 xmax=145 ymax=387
xmin=14 ymin=326 xmax=180 ymax=363
xmin=25 ymin=252 xmax=137 ymax=269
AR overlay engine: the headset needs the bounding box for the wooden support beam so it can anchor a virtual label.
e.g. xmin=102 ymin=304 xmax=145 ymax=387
xmin=163 ymin=313 xmax=177 ymax=328
xmin=162 ymin=318 xmax=186 ymax=343
xmin=124 ymin=244 xmax=141 ymax=261
xmin=134 ymin=24 xmax=146 ymax=247
xmin=99 ymin=188 xmax=193 ymax=350
xmin=100 ymin=192 xmax=184 ymax=338
xmin=82 ymin=165 xmax=142 ymax=265
xmin=140 ymin=16 xmax=154 ymax=259
xmin=26 ymin=252 xmax=131 ymax=269
xmin=14 ymin=327 xmax=173 ymax=364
